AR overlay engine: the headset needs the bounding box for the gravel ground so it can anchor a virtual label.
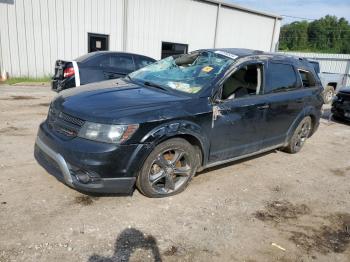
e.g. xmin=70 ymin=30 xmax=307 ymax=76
xmin=0 ymin=85 xmax=349 ymax=262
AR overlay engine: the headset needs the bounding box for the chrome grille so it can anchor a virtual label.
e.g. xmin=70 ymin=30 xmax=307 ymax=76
xmin=47 ymin=106 xmax=85 ymax=137
xmin=58 ymin=112 xmax=85 ymax=127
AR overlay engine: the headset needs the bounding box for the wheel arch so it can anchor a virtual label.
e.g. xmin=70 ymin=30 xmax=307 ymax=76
xmin=140 ymin=121 xmax=209 ymax=169
xmin=285 ymin=107 xmax=320 ymax=144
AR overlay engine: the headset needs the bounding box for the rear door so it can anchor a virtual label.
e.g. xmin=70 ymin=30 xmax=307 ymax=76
xmin=208 ymin=61 xmax=268 ymax=163
xmin=104 ymin=54 xmax=135 ymax=79
xmin=79 ymin=54 xmax=110 ymax=84
xmin=261 ymin=61 xmax=306 ymax=148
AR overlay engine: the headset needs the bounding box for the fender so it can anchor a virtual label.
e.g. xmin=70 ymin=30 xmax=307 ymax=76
xmin=140 ymin=120 xmax=210 ymax=166
xmin=284 ymin=105 xmax=321 ymax=145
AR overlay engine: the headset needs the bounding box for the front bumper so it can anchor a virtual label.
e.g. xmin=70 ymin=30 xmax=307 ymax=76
xmin=34 ymin=123 xmax=151 ymax=194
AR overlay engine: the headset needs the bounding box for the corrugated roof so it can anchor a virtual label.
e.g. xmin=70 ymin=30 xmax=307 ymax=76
xmin=198 ymin=0 xmax=282 ymax=20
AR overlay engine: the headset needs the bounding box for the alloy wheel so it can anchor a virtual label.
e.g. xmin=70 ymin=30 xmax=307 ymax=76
xmin=148 ymin=149 xmax=192 ymax=194
xmin=294 ymin=121 xmax=311 ymax=151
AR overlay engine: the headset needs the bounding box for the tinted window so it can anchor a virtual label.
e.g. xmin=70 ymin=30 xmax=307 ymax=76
xmin=134 ymin=56 xmax=155 ymax=69
xmin=110 ymin=55 xmax=135 ymax=71
xmin=298 ymin=70 xmax=316 ymax=88
xmin=309 ymin=61 xmax=320 ymax=74
xmin=265 ymin=63 xmax=297 ymax=93
xmin=83 ymin=54 xmax=110 ymax=67
xmin=75 ymin=52 xmax=98 ymax=63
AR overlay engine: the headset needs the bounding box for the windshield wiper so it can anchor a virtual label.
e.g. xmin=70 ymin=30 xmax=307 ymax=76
xmin=144 ymin=81 xmax=168 ymax=91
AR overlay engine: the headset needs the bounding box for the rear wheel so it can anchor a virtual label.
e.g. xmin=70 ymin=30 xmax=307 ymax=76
xmin=283 ymin=116 xmax=312 ymax=154
xmin=323 ymin=86 xmax=335 ymax=104
xmin=136 ymin=138 xmax=197 ymax=198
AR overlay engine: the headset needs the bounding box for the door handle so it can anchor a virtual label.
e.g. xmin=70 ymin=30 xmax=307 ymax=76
xmin=257 ymin=104 xmax=270 ymax=110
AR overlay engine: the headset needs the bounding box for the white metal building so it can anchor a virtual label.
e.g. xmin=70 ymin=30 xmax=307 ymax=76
xmin=280 ymin=51 xmax=350 ymax=86
xmin=0 ymin=0 xmax=281 ymax=78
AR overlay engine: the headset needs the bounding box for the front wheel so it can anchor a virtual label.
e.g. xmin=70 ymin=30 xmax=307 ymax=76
xmin=283 ymin=116 xmax=312 ymax=154
xmin=136 ymin=138 xmax=197 ymax=198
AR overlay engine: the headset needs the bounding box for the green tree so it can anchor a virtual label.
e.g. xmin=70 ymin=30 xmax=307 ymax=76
xmin=280 ymin=21 xmax=309 ymax=51
xmin=279 ymin=15 xmax=350 ymax=54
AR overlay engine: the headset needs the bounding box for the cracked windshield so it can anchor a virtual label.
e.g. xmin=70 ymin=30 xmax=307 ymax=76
xmin=129 ymin=51 xmax=235 ymax=94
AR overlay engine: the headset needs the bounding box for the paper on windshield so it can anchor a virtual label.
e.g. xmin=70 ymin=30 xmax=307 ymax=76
xmin=168 ymin=82 xmax=201 ymax=94
xmin=214 ymin=51 xmax=238 ymax=60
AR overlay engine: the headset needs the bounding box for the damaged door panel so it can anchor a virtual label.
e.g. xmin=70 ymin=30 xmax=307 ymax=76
xmin=209 ymin=95 xmax=268 ymax=163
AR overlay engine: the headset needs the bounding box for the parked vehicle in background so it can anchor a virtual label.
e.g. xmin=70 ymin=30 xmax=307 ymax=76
xmin=308 ymin=60 xmax=347 ymax=104
xmin=332 ymin=87 xmax=350 ymax=122
xmin=51 ymin=51 xmax=156 ymax=92
xmin=35 ymin=49 xmax=323 ymax=198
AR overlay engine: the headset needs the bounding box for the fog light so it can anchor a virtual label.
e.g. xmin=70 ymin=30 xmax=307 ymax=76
xmin=75 ymin=171 xmax=91 ymax=184
xmin=72 ymin=169 xmax=101 ymax=184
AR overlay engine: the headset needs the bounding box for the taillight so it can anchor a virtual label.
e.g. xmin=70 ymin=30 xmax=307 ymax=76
xmin=63 ymin=67 xmax=75 ymax=78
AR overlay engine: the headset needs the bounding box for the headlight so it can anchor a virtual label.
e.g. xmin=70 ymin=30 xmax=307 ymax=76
xmin=78 ymin=122 xmax=138 ymax=143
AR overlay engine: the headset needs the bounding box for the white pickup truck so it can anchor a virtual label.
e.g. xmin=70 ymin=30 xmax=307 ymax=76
xmin=308 ymin=60 xmax=348 ymax=104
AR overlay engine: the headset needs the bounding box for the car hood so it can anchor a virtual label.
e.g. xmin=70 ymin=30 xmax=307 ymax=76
xmin=53 ymin=79 xmax=194 ymax=124
xmin=338 ymin=87 xmax=350 ymax=95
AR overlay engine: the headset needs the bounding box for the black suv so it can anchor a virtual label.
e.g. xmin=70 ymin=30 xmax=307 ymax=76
xmin=35 ymin=49 xmax=323 ymax=198
xmin=52 ymin=51 xmax=156 ymax=92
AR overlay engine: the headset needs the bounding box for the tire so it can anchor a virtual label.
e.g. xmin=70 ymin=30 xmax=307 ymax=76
xmin=323 ymin=86 xmax=335 ymax=104
xmin=283 ymin=116 xmax=312 ymax=154
xmin=136 ymin=138 xmax=197 ymax=198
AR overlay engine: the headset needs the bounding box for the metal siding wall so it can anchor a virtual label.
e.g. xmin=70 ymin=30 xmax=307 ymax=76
xmin=280 ymin=52 xmax=350 ymax=86
xmin=15 ymin=0 xmax=28 ymax=76
xmin=110 ymin=0 xmax=124 ymax=51
xmin=25 ymin=1 xmax=38 ymax=77
xmin=40 ymin=0 xmax=52 ymax=76
xmin=126 ymin=0 xmax=218 ymax=60
xmin=0 ymin=0 xmax=124 ymax=77
xmin=32 ymin=0 xmax=45 ymax=77
xmin=0 ymin=0 xmax=278 ymax=77
xmin=7 ymin=3 xmax=20 ymax=76
xmin=215 ymin=7 xmax=275 ymax=51
xmin=0 ymin=4 xmax=11 ymax=76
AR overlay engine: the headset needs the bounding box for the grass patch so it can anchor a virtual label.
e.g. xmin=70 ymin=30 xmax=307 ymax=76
xmin=1 ymin=76 xmax=51 ymax=85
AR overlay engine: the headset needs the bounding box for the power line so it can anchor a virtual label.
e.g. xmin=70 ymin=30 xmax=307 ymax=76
xmin=281 ymin=15 xmax=317 ymax=21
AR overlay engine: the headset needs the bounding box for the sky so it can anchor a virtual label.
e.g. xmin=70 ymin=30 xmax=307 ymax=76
xmin=227 ymin=0 xmax=350 ymax=24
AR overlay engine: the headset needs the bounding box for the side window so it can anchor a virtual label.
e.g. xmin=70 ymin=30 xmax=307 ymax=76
xmin=298 ymin=69 xmax=316 ymax=88
xmin=99 ymin=55 xmax=111 ymax=67
xmin=265 ymin=63 xmax=297 ymax=93
xmin=110 ymin=55 xmax=135 ymax=71
xmin=135 ymin=56 xmax=155 ymax=69
xmin=84 ymin=54 xmax=111 ymax=67
xmin=221 ymin=63 xmax=263 ymax=100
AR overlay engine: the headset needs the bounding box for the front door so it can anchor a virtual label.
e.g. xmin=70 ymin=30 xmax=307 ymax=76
xmin=208 ymin=62 xmax=268 ymax=163
xmin=103 ymin=54 xmax=135 ymax=79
